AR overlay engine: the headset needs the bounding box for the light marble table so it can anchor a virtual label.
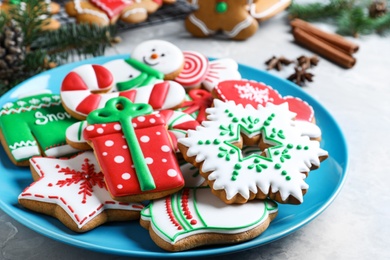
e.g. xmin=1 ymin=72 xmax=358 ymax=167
xmin=1 ymin=8 xmax=390 ymax=260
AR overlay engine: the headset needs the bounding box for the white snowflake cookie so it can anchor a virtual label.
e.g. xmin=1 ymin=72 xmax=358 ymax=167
xmin=178 ymin=100 xmax=328 ymax=204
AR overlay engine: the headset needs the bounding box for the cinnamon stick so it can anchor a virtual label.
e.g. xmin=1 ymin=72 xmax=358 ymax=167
xmin=292 ymin=27 xmax=356 ymax=69
xmin=291 ymin=19 xmax=359 ymax=55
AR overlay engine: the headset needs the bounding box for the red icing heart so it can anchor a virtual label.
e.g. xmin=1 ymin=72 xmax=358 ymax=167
xmin=214 ymin=80 xmax=314 ymax=122
xmin=90 ymin=0 xmax=133 ymax=19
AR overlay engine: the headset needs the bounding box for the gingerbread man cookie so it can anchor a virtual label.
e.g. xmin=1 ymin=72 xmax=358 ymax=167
xmin=185 ymin=0 xmax=259 ymax=40
xmin=19 ymin=151 xmax=143 ymax=232
xmin=65 ymin=0 xmax=162 ymax=26
xmin=178 ymin=100 xmax=328 ymax=204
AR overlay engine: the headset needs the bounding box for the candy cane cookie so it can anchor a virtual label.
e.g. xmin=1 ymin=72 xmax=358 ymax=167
xmin=60 ymin=63 xmax=186 ymax=120
xmin=178 ymin=100 xmax=328 ymax=204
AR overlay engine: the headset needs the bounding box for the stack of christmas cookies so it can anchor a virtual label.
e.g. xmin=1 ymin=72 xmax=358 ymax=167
xmin=0 ymin=39 xmax=328 ymax=252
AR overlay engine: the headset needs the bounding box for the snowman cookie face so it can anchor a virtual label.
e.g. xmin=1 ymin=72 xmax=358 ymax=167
xmin=131 ymin=40 xmax=184 ymax=78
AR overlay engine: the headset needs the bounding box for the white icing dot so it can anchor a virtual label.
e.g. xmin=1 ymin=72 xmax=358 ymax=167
xmin=114 ymin=124 xmax=121 ymax=130
xmin=131 ymin=164 xmax=135 ymax=168
xmin=156 ymin=131 xmax=161 ymax=135
xmin=167 ymin=169 xmax=178 ymax=177
xmin=97 ymin=128 xmax=104 ymax=134
xmin=162 ymin=158 xmax=167 ymax=163
xmin=145 ymin=157 xmax=153 ymax=164
xmin=132 ymin=123 xmax=137 ymax=128
xmin=86 ymin=125 xmax=94 ymax=131
xmin=137 ymin=116 xmax=145 ymax=122
xmin=114 ymin=156 xmax=125 ymax=163
xmin=117 ymin=184 xmax=123 ymax=189
xmin=161 ymin=145 xmax=170 ymax=152
xmin=150 ymin=118 xmax=156 ymax=124
xmin=155 ymin=114 xmax=161 ymax=117
xmin=102 ymin=152 xmax=108 ymax=156
xmin=105 ymin=140 xmax=114 ymax=147
xmin=102 ymin=124 xmax=106 ymax=127
xmin=140 ymin=135 xmax=150 ymax=143
xmin=122 ymin=173 xmax=131 ymax=180
xmin=123 ymin=145 xmax=128 ymax=149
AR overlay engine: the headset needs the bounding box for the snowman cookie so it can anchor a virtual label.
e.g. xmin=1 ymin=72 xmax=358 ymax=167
xmin=103 ymin=40 xmax=185 ymax=91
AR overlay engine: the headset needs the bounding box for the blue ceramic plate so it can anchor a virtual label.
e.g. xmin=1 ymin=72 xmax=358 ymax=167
xmin=0 ymin=55 xmax=348 ymax=258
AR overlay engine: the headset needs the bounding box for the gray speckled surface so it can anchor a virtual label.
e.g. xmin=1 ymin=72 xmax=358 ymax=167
xmin=1 ymin=3 xmax=390 ymax=260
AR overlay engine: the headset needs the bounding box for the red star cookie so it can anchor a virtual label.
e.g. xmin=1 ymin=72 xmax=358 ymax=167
xmin=18 ymin=151 xmax=143 ymax=232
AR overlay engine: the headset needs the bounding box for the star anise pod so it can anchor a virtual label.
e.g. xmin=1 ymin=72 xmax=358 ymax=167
xmin=265 ymin=56 xmax=293 ymax=71
xmin=296 ymin=55 xmax=319 ymax=70
xmin=287 ymin=66 xmax=314 ymax=87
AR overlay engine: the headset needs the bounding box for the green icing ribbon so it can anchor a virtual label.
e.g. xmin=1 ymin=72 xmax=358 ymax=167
xmin=87 ymin=97 xmax=156 ymax=191
xmin=215 ymin=1 xmax=228 ymax=13
xmin=116 ymin=58 xmax=165 ymax=91
xmin=9 ymin=0 xmax=21 ymax=4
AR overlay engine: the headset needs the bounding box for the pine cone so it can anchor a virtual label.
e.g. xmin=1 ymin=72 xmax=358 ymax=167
xmin=0 ymin=20 xmax=26 ymax=85
xmin=369 ymin=0 xmax=387 ymax=18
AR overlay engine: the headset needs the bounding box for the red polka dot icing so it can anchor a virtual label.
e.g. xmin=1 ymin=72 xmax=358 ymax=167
xmin=83 ymin=113 xmax=185 ymax=199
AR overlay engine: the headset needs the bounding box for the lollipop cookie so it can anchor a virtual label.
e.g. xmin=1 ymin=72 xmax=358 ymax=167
xmin=178 ymin=100 xmax=328 ymax=204
xmin=174 ymin=51 xmax=241 ymax=91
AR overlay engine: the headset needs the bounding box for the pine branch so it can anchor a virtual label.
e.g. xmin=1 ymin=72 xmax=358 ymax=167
xmin=373 ymin=12 xmax=390 ymax=34
xmin=8 ymin=0 xmax=51 ymax=46
xmin=336 ymin=7 xmax=375 ymax=36
xmin=31 ymin=23 xmax=117 ymax=65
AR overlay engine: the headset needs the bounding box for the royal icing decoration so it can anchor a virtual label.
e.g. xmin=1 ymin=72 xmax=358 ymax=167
xmin=141 ymin=187 xmax=278 ymax=250
xmin=66 ymin=109 xmax=199 ymax=152
xmin=131 ymin=39 xmax=184 ymax=76
xmin=18 ymin=151 xmax=143 ymax=231
xmin=174 ymin=51 xmax=241 ymax=91
xmin=174 ymin=51 xmax=209 ymax=88
xmin=61 ymin=64 xmax=186 ymax=120
xmin=103 ymin=58 xmax=164 ymax=91
xmin=0 ymin=93 xmax=79 ymax=163
xmin=84 ymin=97 xmax=184 ymax=200
xmin=179 ymin=100 xmax=328 ymax=204
xmin=214 ymin=80 xmax=315 ymax=122
xmin=90 ymin=0 xmax=133 ymax=19
xmin=178 ymin=89 xmax=213 ymax=123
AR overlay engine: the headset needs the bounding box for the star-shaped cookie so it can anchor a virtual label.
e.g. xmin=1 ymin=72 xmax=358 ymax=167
xmin=18 ymin=151 xmax=143 ymax=232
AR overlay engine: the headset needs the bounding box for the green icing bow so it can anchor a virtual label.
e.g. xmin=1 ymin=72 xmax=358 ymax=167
xmin=87 ymin=97 xmax=156 ymax=191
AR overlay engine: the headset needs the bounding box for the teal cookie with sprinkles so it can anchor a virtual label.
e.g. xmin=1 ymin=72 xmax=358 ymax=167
xmin=178 ymin=100 xmax=328 ymax=204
